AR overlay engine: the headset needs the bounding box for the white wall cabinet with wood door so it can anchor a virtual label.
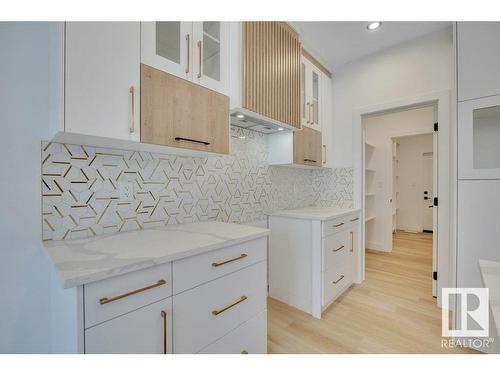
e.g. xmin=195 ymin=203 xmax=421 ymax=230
xmin=301 ymin=56 xmax=322 ymax=132
xmin=141 ymin=22 xmax=229 ymax=95
xmin=64 ymin=22 xmax=140 ymax=142
xmin=457 ymin=22 xmax=500 ymax=102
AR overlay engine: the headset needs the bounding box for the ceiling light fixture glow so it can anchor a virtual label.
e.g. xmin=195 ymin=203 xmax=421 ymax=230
xmin=278 ymin=127 xmax=284 ymax=131
xmin=236 ymin=113 xmax=245 ymax=119
xmin=366 ymin=22 xmax=382 ymax=31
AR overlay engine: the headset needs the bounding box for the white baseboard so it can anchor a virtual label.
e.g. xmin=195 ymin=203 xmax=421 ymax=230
xmin=365 ymin=241 xmax=391 ymax=252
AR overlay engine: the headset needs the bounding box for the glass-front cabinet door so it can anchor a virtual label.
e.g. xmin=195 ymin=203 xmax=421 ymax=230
xmin=141 ymin=22 xmax=193 ymax=81
xmin=192 ymin=22 xmax=228 ymax=94
xmin=459 ymin=94 xmax=500 ymax=179
xmin=311 ymin=68 xmax=321 ymax=129
xmin=300 ymin=57 xmax=322 ymax=131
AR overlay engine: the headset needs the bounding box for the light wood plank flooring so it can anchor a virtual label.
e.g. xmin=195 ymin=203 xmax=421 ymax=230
xmin=267 ymin=231 xmax=476 ymax=354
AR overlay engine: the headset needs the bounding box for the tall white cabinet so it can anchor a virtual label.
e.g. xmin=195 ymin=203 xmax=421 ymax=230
xmin=456 ymin=23 xmax=500 ymax=353
xmin=65 ymin=22 xmax=141 ymax=142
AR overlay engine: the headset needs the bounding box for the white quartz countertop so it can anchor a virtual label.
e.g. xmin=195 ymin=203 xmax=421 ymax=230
xmin=479 ymin=259 xmax=500 ymax=339
xmin=44 ymin=221 xmax=270 ymax=289
xmin=269 ymin=206 xmax=360 ymax=221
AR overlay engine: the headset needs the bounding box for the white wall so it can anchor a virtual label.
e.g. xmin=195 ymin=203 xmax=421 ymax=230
xmin=396 ymin=134 xmax=433 ymax=232
xmin=364 ymin=106 xmax=434 ymax=251
xmin=0 ymin=22 xmax=64 ymax=353
xmin=332 ymin=28 xmax=453 ymax=168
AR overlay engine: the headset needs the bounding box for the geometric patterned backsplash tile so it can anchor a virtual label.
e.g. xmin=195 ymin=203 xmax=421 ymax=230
xmin=42 ymin=126 xmax=353 ymax=241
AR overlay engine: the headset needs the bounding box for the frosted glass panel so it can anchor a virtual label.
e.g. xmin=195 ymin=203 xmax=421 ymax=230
xmin=312 ymin=71 xmax=319 ymax=124
xmin=203 ymin=22 xmax=220 ymax=81
xmin=156 ymin=22 xmax=180 ymax=64
xmin=473 ymin=105 xmax=500 ymax=169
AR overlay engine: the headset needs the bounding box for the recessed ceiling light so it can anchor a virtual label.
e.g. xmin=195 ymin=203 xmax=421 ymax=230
xmin=238 ymin=135 xmax=246 ymax=139
xmin=367 ymin=22 xmax=382 ymax=31
xmin=236 ymin=113 xmax=245 ymax=119
xmin=278 ymin=127 xmax=284 ymax=131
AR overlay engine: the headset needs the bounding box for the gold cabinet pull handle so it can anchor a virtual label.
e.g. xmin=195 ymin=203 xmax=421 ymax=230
xmin=305 ymin=102 xmax=310 ymax=124
xmin=332 ymin=245 xmax=344 ymax=252
xmin=197 ymin=40 xmax=202 ymax=78
xmin=303 ymin=158 xmax=317 ymax=163
xmin=212 ymin=253 xmax=248 ymax=267
xmin=350 ymin=217 xmax=359 ymax=222
xmin=129 ymin=86 xmax=135 ymax=133
xmin=99 ymin=279 xmax=167 ymax=305
xmin=212 ymin=296 xmax=247 ymax=316
xmin=161 ymin=310 xmax=168 ymax=354
xmin=350 ymin=231 xmax=354 ymax=252
xmin=333 ymin=275 xmax=344 ymax=284
xmin=310 ymin=102 xmax=314 ymax=124
xmin=323 ymin=144 xmax=326 ymax=164
xmin=333 ymin=222 xmax=344 ymax=228
xmin=185 ymin=34 xmax=191 ymax=74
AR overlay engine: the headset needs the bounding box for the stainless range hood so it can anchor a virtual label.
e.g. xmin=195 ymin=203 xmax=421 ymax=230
xmin=230 ymin=108 xmax=299 ymax=135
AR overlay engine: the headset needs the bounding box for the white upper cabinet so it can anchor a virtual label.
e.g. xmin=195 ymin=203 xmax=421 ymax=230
xmin=192 ymin=22 xmax=229 ymax=94
xmin=458 ymin=94 xmax=500 ymax=179
xmin=457 ymin=22 xmax=500 ymax=102
xmin=141 ymin=22 xmax=193 ymax=82
xmin=141 ymin=22 xmax=229 ymax=95
xmin=65 ymin=22 xmax=140 ymax=141
xmin=321 ymin=72 xmax=334 ymax=169
xmin=301 ymin=56 xmax=322 ymax=132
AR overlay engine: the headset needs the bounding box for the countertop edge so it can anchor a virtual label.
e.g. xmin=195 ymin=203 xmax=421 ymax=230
xmin=268 ymin=208 xmax=361 ymax=221
xmin=57 ymin=229 xmax=270 ymax=289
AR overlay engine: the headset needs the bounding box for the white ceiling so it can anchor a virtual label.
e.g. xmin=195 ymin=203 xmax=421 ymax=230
xmin=291 ymin=22 xmax=451 ymax=71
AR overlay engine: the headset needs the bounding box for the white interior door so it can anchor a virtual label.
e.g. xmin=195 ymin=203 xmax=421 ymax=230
xmin=422 ymin=152 xmax=434 ymax=232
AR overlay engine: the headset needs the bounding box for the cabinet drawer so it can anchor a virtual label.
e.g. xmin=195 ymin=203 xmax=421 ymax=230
xmin=322 ymin=266 xmax=351 ymax=306
xmin=322 ymin=214 xmax=360 ymax=237
xmin=199 ymin=310 xmax=267 ymax=354
xmin=322 ymin=231 xmax=348 ymax=272
xmin=84 ymin=262 xmax=172 ymax=328
xmin=173 ymin=261 xmax=267 ymax=353
xmin=173 ymin=237 xmax=267 ymax=294
xmin=85 ymin=297 xmax=172 ymax=354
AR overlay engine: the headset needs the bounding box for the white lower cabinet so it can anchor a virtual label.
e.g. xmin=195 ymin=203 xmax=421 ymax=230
xmin=173 ymin=261 xmax=267 ymax=353
xmin=269 ymin=210 xmax=361 ymax=319
xmin=199 ymin=310 xmax=267 ymax=354
xmin=81 ymin=237 xmax=267 ymax=353
xmin=85 ymin=297 xmax=172 ymax=354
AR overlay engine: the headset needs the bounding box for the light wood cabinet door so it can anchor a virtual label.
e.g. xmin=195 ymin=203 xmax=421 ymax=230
xmin=293 ymin=126 xmax=322 ymax=167
xmin=141 ymin=64 xmax=229 ymax=154
xmin=65 ymin=22 xmax=140 ymax=141
xmin=85 ymin=297 xmax=172 ymax=354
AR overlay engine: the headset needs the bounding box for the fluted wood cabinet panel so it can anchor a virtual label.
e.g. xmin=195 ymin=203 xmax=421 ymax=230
xmin=243 ymin=22 xmax=301 ymax=129
xmin=141 ymin=64 xmax=229 ymax=154
xmin=293 ymin=127 xmax=322 ymax=167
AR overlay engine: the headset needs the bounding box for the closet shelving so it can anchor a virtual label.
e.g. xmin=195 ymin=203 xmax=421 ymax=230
xmin=365 ymin=141 xmax=377 ymax=224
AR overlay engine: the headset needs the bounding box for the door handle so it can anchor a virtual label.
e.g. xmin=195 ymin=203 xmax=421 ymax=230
xmin=129 ymin=86 xmax=135 ymax=133
xmin=197 ymin=40 xmax=202 ymax=78
xmin=185 ymin=34 xmax=190 ymax=74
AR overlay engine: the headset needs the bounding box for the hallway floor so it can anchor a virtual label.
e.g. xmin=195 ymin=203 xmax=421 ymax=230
xmin=267 ymin=231 xmax=475 ymax=353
